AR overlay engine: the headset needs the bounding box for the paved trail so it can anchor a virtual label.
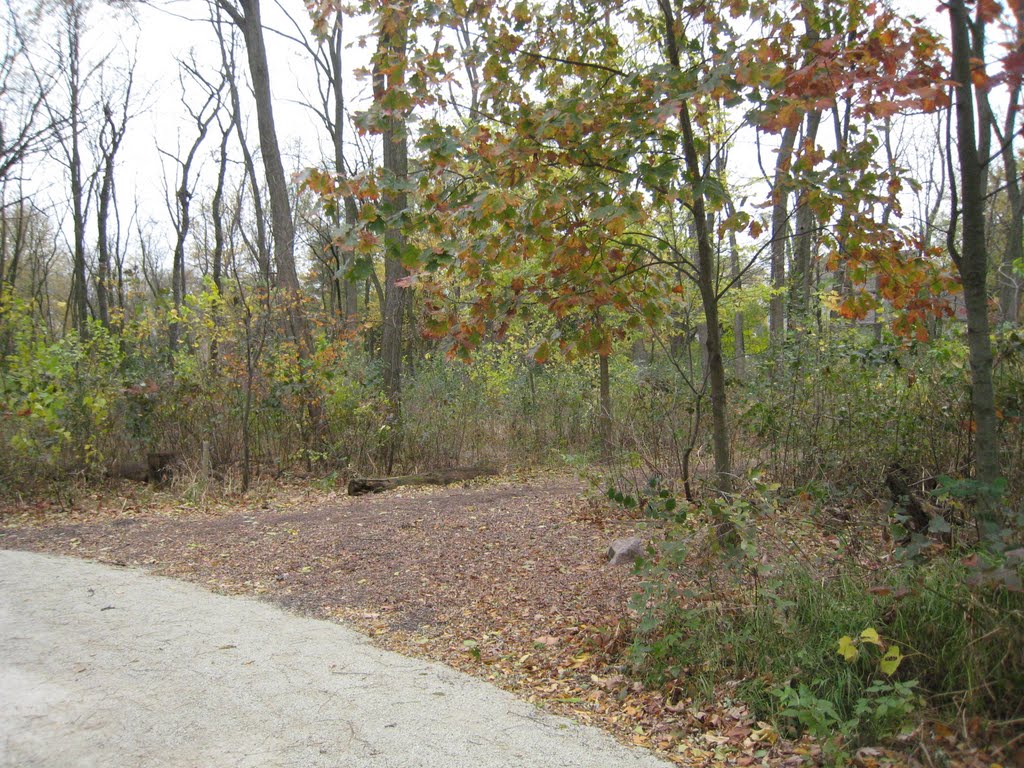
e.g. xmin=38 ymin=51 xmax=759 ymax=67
xmin=0 ymin=549 xmax=670 ymax=768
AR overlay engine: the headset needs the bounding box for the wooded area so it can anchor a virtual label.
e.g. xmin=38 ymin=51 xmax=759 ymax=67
xmin=1 ymin=0 xmax=1022 ymax=761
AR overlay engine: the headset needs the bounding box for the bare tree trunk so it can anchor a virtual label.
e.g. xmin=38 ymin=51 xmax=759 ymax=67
xmin=789 ymin=110 xmax=822 ymax=321
xmin=164 ymin=57 xmax=222 ymax=356
xmin=95 ymin=134 xmax=112 ymax=329
xmin=722 ymin=188 xmax=745 ymax=378
xmin=659 ymin=0 xmax=732 ymax=495
xmin=998 ymin=160 xmax=1023 ymax=324
xmin=598 ymin=351 xmax=612 ymax=458
xmin=769 ymin=123 xmax=797 ymax=346
xmin=220 ymin=0 xmax=305 ymax=322
xmin=996 ymin=80 xmax=1023 ymax=324
xmin=218 ymin=0 xmax=322 ymax=450
xmin=375 ymin=2 xmax=412 ymax=474
xmin=212 ymin=116 xmax=232 ymax=296
xmin=730 ymin=232 xmax=745 ymax=378
xmin=94 ymin=60 xmax=134 ymax=331
xmin=326 ymin=17 xmax=361 ymax=326
xmin=66 ymin=1 xmax=89 ymax=336
xmin=948 ymin=0 xmax=1001 ymax=499
xmin=0 ymin=198 xmax=27 ymax=293
xmin=213 ymin=2 xmax=269 ymax=282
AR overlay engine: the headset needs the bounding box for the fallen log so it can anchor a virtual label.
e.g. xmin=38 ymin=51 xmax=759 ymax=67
xmin=106 ymin=453 xmax=176 ymax=486
xmin=347 ymin=467 xmax=498 ymax=496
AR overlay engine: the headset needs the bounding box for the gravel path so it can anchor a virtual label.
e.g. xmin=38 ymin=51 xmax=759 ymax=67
xmin=0 ymin=549 xmax=670 ymax=768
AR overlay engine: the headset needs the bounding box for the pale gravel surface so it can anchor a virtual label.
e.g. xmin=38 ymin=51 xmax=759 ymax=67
xmin=0 ymin=549 xmax=672 ymax=768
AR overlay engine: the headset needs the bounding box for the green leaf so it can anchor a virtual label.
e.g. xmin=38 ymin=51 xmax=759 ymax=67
xmin=342 ymin=256 xmax=374 ymax=283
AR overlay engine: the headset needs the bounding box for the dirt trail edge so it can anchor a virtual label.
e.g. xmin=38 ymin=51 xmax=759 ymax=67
xmin=0 ymin=549 xmax=671 ymax=768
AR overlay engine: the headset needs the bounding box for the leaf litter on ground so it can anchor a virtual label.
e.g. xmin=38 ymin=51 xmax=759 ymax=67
xmin=0 ymin=472 xmax=1009 ymax=767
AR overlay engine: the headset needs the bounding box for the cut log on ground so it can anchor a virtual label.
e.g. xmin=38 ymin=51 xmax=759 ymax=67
xmin=106 ymin=453 xmax=176 ymax=486
xmin=347 ymin=468 xmax=498 ymax=496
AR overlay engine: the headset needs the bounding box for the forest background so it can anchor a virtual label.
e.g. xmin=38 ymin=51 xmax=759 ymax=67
xmin=1 ymin=0 xmax=1022 ymax=760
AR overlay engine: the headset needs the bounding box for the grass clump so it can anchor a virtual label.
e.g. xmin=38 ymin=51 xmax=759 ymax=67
xmin=625 ymin=521 xmax=1024 ymax=752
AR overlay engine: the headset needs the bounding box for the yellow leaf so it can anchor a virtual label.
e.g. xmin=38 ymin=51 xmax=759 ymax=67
xmin=880 ymin=645 xmax=903 ymax=675
xmin=838 ymin=635 xmax=859 ymax=662
xmin=860 ymin=627 xmax=882 ymax=646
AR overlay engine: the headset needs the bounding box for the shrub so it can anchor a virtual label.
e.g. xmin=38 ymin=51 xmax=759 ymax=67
xmin=624 ymin=501 xmax=1024 ymax=749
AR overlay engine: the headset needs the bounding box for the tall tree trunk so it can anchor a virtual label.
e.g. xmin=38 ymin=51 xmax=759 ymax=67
xmin=234 ymin=0 xmax=313 ymax=362
xmin=170 ymin=236 xmax=183 ymax=354
xmin=998 ymin=162 xmax=1023 ymax=324
xmin=96 ymin=148 xmax=112 ymax=329
xmin=326 ymin=17 xmax=361 ymax=327
xmin=233 ymin=0 xmax=298 ymax=291
xmin=658 ymin=0 xmax=732 ymax=494
xmin=598 ymin=351 xmax=612 ymax=459
xmin=769 ymin=123 xmax=798 ymax=346
xmin=789 ymin=110 xmax=822 ymax=321
xmin=219 ymin=0 xmax=321 ymax=444
xmin=949 ymin=0 xmax=1001 ymax=498
xmin=729 ymin=227 xmax=745 ymax=378
xmin=722 ymin=190 xmax=745 ymax=378
xmin=212 ymin=119 xmax=231 ymax=296
xmin=66 ymin=2 xmax=88 ymax=336
xmin=217 ymin=16 xmax=271 ymax=281
xmin=375 ymin=2 xmax=412 ymax=474
xmin=166 ymin=64 xmax=219 ymax=357
xmin=94 ymin=64 xmax=133 ymax=332
xmin=997 ymin=82 xmax=1023 ymax=324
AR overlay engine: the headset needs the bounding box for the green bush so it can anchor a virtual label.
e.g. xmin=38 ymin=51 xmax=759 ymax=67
xmin=737 ymin=328 xmax=969 ymax=494
xmin=1 ymin=313 xmax=124 ymax=480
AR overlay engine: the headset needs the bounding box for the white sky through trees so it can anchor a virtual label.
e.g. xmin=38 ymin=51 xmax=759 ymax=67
xmin=8 ymin=0 xmax=952 ymax=275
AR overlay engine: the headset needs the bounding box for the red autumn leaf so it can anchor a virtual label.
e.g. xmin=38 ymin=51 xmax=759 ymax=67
xmin=867 ymin=99 xmax=902 ymax=118
xmin=1004 ymin=49 xmax=1024 ymax=80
